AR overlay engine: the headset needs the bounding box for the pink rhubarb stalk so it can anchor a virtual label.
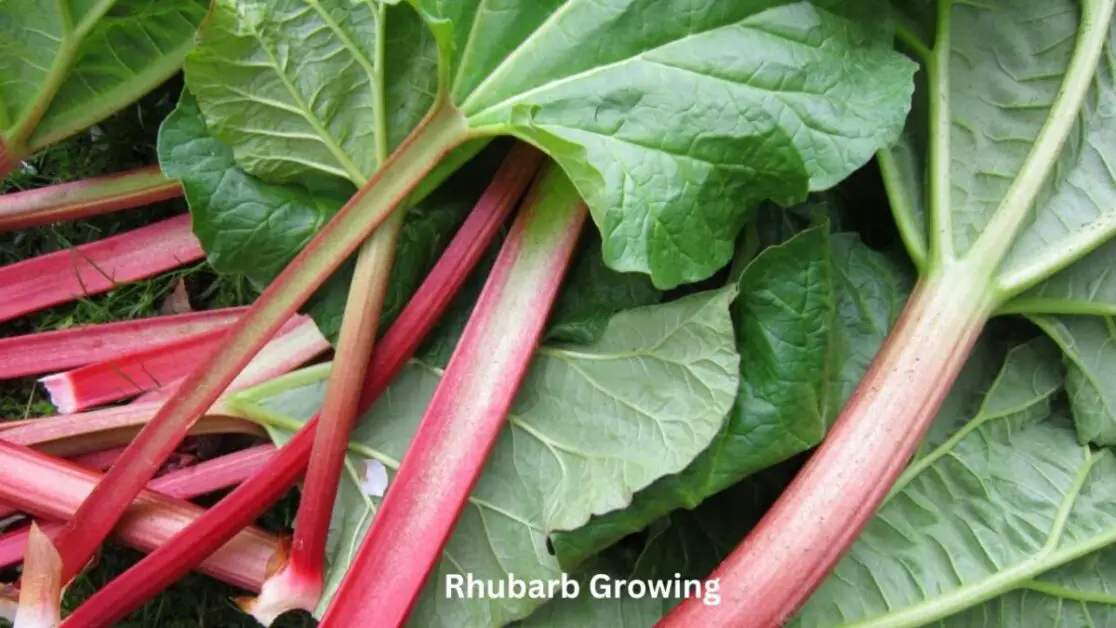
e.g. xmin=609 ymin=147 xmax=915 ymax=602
xmin=0 ymin=166 xmax=182 ymax=232
xmin=12 ymin=524 xmax=62 ymax=628
xmin=0 ymin=445 xmax=277 ymax=570
xmin=47 ymin=103 xmax=468 ymax=586
xmin=0 ymin=213 xmax=205 ymax=324
xmin=38 ymin=313 xmax=317 ymax=413
xmin=658 ymin=272 xmax=995 ymax=627
xmin=61 ymin=142 xmax=542 ymax=627
xmin=0 ymin=440 xmax=279 ymax=590
xmin=0 ymin=308 xmax=246 ymax=380
xmin=135 ymin=313 xmax=331 ymax=403
xmin=241 ymin=211 xmax=406 ymax=624
xmin=321 ymin=165 xmax=586 ymax=626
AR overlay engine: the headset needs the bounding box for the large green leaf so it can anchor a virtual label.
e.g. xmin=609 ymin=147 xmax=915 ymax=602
xmin=158 ymin=92 xmax=497 ymax=339
xmin=418 ymin=0 xmax=916 ymax=287
xmin=0 ymin=0 xmax=206 ymax=154
xmin=188 ymin=0 xmax=915 ymax=289
xmin=1030 ymin=314 xmax=1116 ymax=447
xmin=231 ymin=289 xmax=740 ymax=626
xmin=788 ymin=337 xmax=1116 ymax=626
xmin=885 ymin=0 xmax=1116 ymax=312
xmin=549 ymin=228 xmax=910 ymax=570
xmin=184 ymin=0 xmax=438 ymax=187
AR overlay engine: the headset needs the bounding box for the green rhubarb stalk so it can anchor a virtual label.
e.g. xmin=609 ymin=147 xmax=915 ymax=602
xmin=47 ymin=98 xmax=470 ymax=586
xmin=320 ymin=165 xmax=586 ymax=626
xmin=241 ymin=211 xmax=406 ymax=625
xmin=0 ymin=166 xmax=182 ymax=231
xmin=659 ymin=1 xmax=1116 ymax=625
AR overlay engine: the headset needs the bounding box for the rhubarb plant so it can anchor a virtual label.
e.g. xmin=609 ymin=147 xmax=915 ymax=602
xmin=46 ymin=0 xmax=916 ymax=603
xmin=0 ymin=0 xmax=207 ymax=180
xmin=228 ymin=278 xmax=740 ymax=626
xmin=662 ymin=0 xmax=1116 ymax=624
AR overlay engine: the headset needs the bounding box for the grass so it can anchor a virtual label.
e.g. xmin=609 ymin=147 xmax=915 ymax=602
xmin=0 ymin=80 xmax=317 ymax=626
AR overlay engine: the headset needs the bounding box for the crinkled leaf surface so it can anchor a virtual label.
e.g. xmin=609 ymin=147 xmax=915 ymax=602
xmin=158 ymin=92 xmax=497 ymax=339
xmin=232 ymin=290 xmax=740 ymax=626
xmin=550 ymin=228 xmax=910 ymax=570
xmin=184 ymin=0 xmax=439 ymax=186
xmin=788 ymin=337 xmax=1116 ymax=626
xmin=406 ymin=0 xmax=917 ymax=288
xmin=0 ymin=0 xmax=206 ymax=152
xmin=1030 ymin=315 xmax=1116 ymax=447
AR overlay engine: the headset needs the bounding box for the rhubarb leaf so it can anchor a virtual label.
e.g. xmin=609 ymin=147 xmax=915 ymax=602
xmin=544 ymin=230 xmax=662 ymax=344
xmin=158 ymin=92 xmax=495 ymax=339
xmin=184 ymin=0 xmax=439 ymax=187
xmin=0 ymin=0 xmax=207 ymax=154
xmin=549 ymin=228 xmax=910 ymax=570
xmin=786 ymin=338 xmax=1116 ymax=626
xmin=1029 ymin=315 xmax=1116 ymax=447
xmin=414 ymin=0 xmax=917 ymax=288
xmin=233 ymin=289 xmax=740 ymax=626
xmin=888 ymin=0 xmax=1116 ymax=306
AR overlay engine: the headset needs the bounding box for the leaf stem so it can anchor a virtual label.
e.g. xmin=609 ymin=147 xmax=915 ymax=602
xmin=46 ymin=100 xmax=469 ymax=586
xmin=60 ymin=142 xmax=544 ymax=628
xmin=877 ymin=148 xmax=927 ymax=271
xmin=0 ymin=166 xmax=182 ymax=232
xmin=319 ymin=165 xmax=587 ymax=627
xmin=658 ymin=264 xmax=996 ymax=627
xmin=926 ymin=0 xmax=953 ymax=265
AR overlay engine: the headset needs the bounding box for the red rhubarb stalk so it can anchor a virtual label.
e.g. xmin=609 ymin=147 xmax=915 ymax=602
xmin=0 ymin=440 xmax=279 ymax=590
xmin=658 ymin=272 xmax=994 ymax=627
xmin=0 ymin=308 xmax=246 ymax=380
xmin=12 ymin=524 xmax=62 ymax=628
xmin=321 ymin=165 xmax=586 ymax=626
xmin=38 ymin=327 xmax=227 ymax=413
xmin=241 ymin=211 xmax=406 ymax=624
xmin=0 ymin=213 xmax=204 ymax=324
xmin=61 ymin=142 xmax=541 ymax=627
xmin=136 ymin=313 xmax=330 ymax=403
xmin=38 ymin=314 xmax=317 ymax=413
xmin=69 ymin=446 xmax=128 ymax=472
xmin=0 ymin=166 xmax=182 ymax=232
xmin=48 ymin=103 xmax=468 ymax=585
xmin=0 ymin=445 xmax=277 ymax=570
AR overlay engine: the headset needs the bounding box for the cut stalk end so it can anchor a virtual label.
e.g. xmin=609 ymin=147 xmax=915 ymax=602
xmin=36 ymin=374 xmax=78 ymax=415
xmin=13 ymin=524 xmax=62 ymax=628
xmin=235 ymin=550 xmax=321 ymax=627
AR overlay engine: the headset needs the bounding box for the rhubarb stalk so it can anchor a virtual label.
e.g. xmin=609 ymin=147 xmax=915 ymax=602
xmin=0 ymin=166 xmax=182 ymax=232
xmin=38 ymin=313 xmax=320 ymax=413
xmin=240 ymin=210 xmax=405 ymax=624
xmin=658 ymin=0 xmax=1116 ymax=624
xmin=0 ymin=445 xmax=277 ymax=570
xmin=0 ymin=213 xmax=205 ymax=324
xmin=0 ymin=308 xmax=246 ymax=380
xmin=61 ymin=142 xmax=543 ymax=627
xmin=12 ymin=524 xmax=62 ymax=628
xmin=320 ymin=165 xmax=586 ymax=626
xmin=0 ymin=440 xmax=279 ymax=590
xmin=47 ymin=102 xmax=468 ymax=585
